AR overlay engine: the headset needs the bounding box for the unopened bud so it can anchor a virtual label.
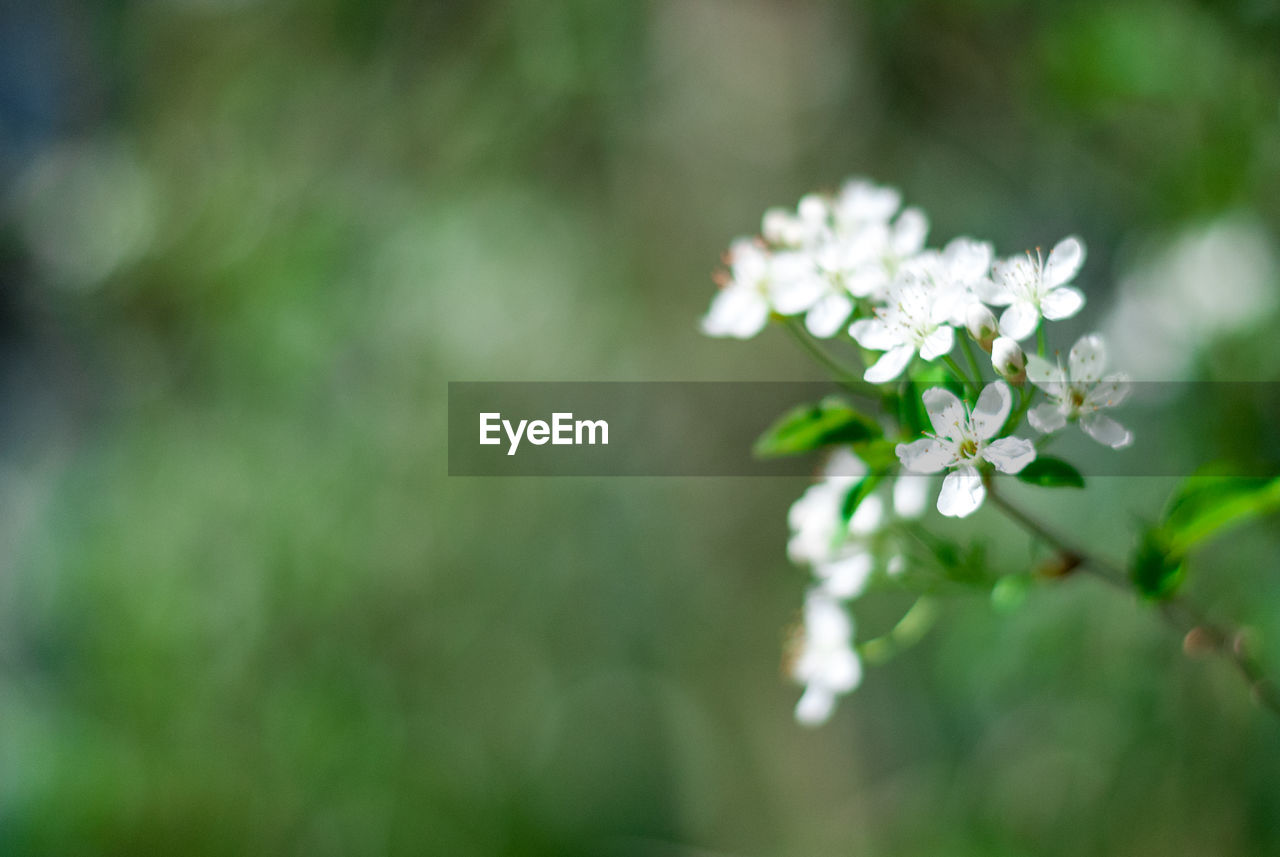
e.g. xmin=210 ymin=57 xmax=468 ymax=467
xmin=966 ymin=305 xmax=999 ymax=352
xmin=1183 ymin=626 xmax=1216 ymax=658
xmin=992 ymin=336 xmax=1026 ymax=385
xmin=762 ymin=208 xmax=802 ymax=246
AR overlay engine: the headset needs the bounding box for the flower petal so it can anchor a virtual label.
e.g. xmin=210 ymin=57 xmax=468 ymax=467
xmin=922 ymin=387 xmax=965 ymax=437
xmin=795 ymin=685 xmax=837 ymax=727
xmin=848 ymin=318 xmax=897 ymax=351
xmin=1040 ymin=286 xmax=1085 ymax=320
xmin=895 ymin=437 xmax=952 ymax=474
xmin=970 ymin=381 xmax=1013 ymax=439
xmin=936 ymin=466 xmax=985 ymax=518
xmin=1068 ymin=333 xmax=1107 ymax=384
xmin=848 ymin=494 xmax=885 ymax=536
xmin=1085 ymin=373 xmax=1131 ymax=410
xmin=701 ymin=288 xmax=769 ymax=339
xmin=1027 ymin=402 xmax=1068 ymax=433
xmin=818 ymin=551 xmax=873 ymax=599
xmin=891 ymin=207 xmax=929 ymax=255
xmin=918 ymin=324 xmax=955 ymax=361
xmin=1043 ymin=236 xmax=1085 ymax=288
xmin=982 ymin=436 xmax=1036 ymax=473
xmin=1081 ymin=412 xmax=1132 ymax=449
xmin=1025 ymin=353 xmax=1064 ymax=386
xmin=998 ymin=301 xmax=1039 ymax=341
xmin=863 ymin=344 xmax=915 ymax=383
xmin=892 ymin=476 xmax=929 ymax=519
xmin=804 ymin=292 xmax=854 ymax=339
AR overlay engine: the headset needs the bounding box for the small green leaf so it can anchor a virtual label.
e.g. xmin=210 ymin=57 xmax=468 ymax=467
xmin=1130 ymin=528 xmax=1184 ymax=600
xmin=1015 ymin=456 xmax=1085 ymax=489
xmin=1159 ymin=476 xmax=1280 ymax=558
xmin=753 ymin=397 xmax=882 ymax=458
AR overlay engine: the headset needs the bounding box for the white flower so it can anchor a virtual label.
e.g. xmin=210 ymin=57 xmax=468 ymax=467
xmin=990 ymin=335 xmax=1026 ymax=384
xmin=792 ymin=590 xmax=862 ymax=726
xmin=701 ymin=239 xmax=773 ymax=339
xmin=849 ymin=278 xmax=955 ymax=383
xmin=911 ymin=237 xmax=995 ymax=326
xmin=987 ymin=237 xmax=1087 ymax=341
xmin=1026 ymin=333 xmax=1133 ymax=448
xmin=786 ymin=450 xmax=867 ymax=565
xmin=702 ymin=242 xmax=826 ymax=339
xmin=895 ymin=381 xmax=1036 ymax=518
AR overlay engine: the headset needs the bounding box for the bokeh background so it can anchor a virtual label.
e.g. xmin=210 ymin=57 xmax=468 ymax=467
xmin=3 ymin=1 xmax=1280 ymax=854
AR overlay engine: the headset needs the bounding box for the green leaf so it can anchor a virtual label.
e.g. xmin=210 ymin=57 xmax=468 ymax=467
xmin=753 ymin=397 xmax=882 ymax=458
xmin=1130 ymin=528 xmax=1184 ymax=600
xmin=1159 ymin=476 xmax=1280 ymax=558
xmin=1015 ymin=456 xmax=1085 ymax=489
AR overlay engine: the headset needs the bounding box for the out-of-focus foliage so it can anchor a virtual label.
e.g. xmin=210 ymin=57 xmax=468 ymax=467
xmin=0 ymin=0 xmax=1279 ymax=855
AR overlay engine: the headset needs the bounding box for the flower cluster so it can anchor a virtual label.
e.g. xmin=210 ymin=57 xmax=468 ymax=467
xmin=704 ymin=178 xmax=1136 ymax=726
xmin=785 ymin=449 xmax=927 ymax=725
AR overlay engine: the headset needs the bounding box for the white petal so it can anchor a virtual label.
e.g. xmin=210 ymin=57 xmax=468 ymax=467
xmin=891 ymin=208 xmax=929 ymax=255
xmin=818 ymin=552 xmax=873 ymax=599
xmin=769 ymin=256 xmax=826 ymax=313
xmin=701 ymin=288 xmax=769 ymax=339
xmin=892 ymin=476 xmax=929 ymax=519
xmin=943 ymin=237 xmax=993 ymax=283
xmin=849 ymin=494 xmax=885 ymax=535
xmin=895 ymin=437 xmax=952 ymax=474
xmin=918 ymin=325 xmax=955 ymax=361
xmin=1080 ymin=412 xmax=1132 ymax=449
xmin=1041 ymin=286 xmax=1085 ymax=321
xmin=982 ymin=437 xmax=1036 ymax=473
xmin=1027 ymin=402 xmax=1068 ymax=433
xmin=848 ymin=318 xmax=897 ymax=350
xmin=863 ymin=344 xmax=915 ymax=383
xmin=971 ymin=380 xmax=1013 ymax=440
xmin=936 ymin=467 xmax=985 ymax=518
xmin=922 ymin=387 xmax=965 ymax=437
xmin=1068 ymin=333 xmax=1107 ymax=384
xmin=1025 ymin=353 xmax=1066 ymax=391
xmin=845 ymin=265 xmax=890 ymax=299
xmin=795 ymin=685 xmax=837 ymax=726
xmin=804 ymin=292 xmax=854 ymax=339
xmin=998 ymin=301 xmax=1039 ymax=341
xmin=1043 ymin=236 xmax=1085 ymax=288
xmin=886 ymin=553 xmax=907 ymax=577
xmin=1085 ymin=374 xmax=1131 ymax=409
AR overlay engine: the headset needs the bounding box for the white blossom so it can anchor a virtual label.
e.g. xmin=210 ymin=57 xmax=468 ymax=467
xmin=849 ymin=278 xmax=955 ymax=383
xmin=792 ymin=590 xmax=862 ymax=726
xmin=987 ymin=237 xmax=1087 ymax=341
xmin=1026 ymin=333 xmax=1133 ymax=448
xmin=895 ymin=381 xmax=1036 ymax=518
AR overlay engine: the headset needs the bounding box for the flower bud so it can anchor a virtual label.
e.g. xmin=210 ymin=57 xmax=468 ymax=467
xmin=965 ymin=304 xmax=999 ymax=352
xmin=991 ymin=336 xmax=1026 ymax=385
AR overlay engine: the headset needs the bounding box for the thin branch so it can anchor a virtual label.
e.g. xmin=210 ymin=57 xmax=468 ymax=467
xmin=983 ymin=475 xmax=1280 ymax=721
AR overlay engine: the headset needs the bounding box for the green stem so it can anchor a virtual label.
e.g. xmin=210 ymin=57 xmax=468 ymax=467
xmin=1036 ymin=324 xmax=1047 ymax=358
xmin=941 ymin=354 xmax=977 ymax=399
xmin=858 ymin=597 xmax=939 ymax=666
xmin=960 ymin=335 xmax=985 ymax=387
xmin=783 ymin=319 xmax=879 ymax=401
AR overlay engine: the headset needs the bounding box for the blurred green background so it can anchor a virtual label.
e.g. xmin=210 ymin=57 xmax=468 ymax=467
xmin=2 ymin=1 xmax=1280 ymax=854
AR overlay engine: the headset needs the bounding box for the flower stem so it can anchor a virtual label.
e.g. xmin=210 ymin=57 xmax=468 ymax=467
xmin=960 ymin=335 xmax=985 ymax=387
xmin=941 ymin=354 xmax=977 ymax=399
xmin=982 ymin=475 xmax=1280 ymax=721
xmin=1036 ymin=324 xmax=1047 ymax=358
xmin=858 ymin=596 xmax=939 ymax=666
xmin=783 ymin=319 xmax=879 ymax=401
